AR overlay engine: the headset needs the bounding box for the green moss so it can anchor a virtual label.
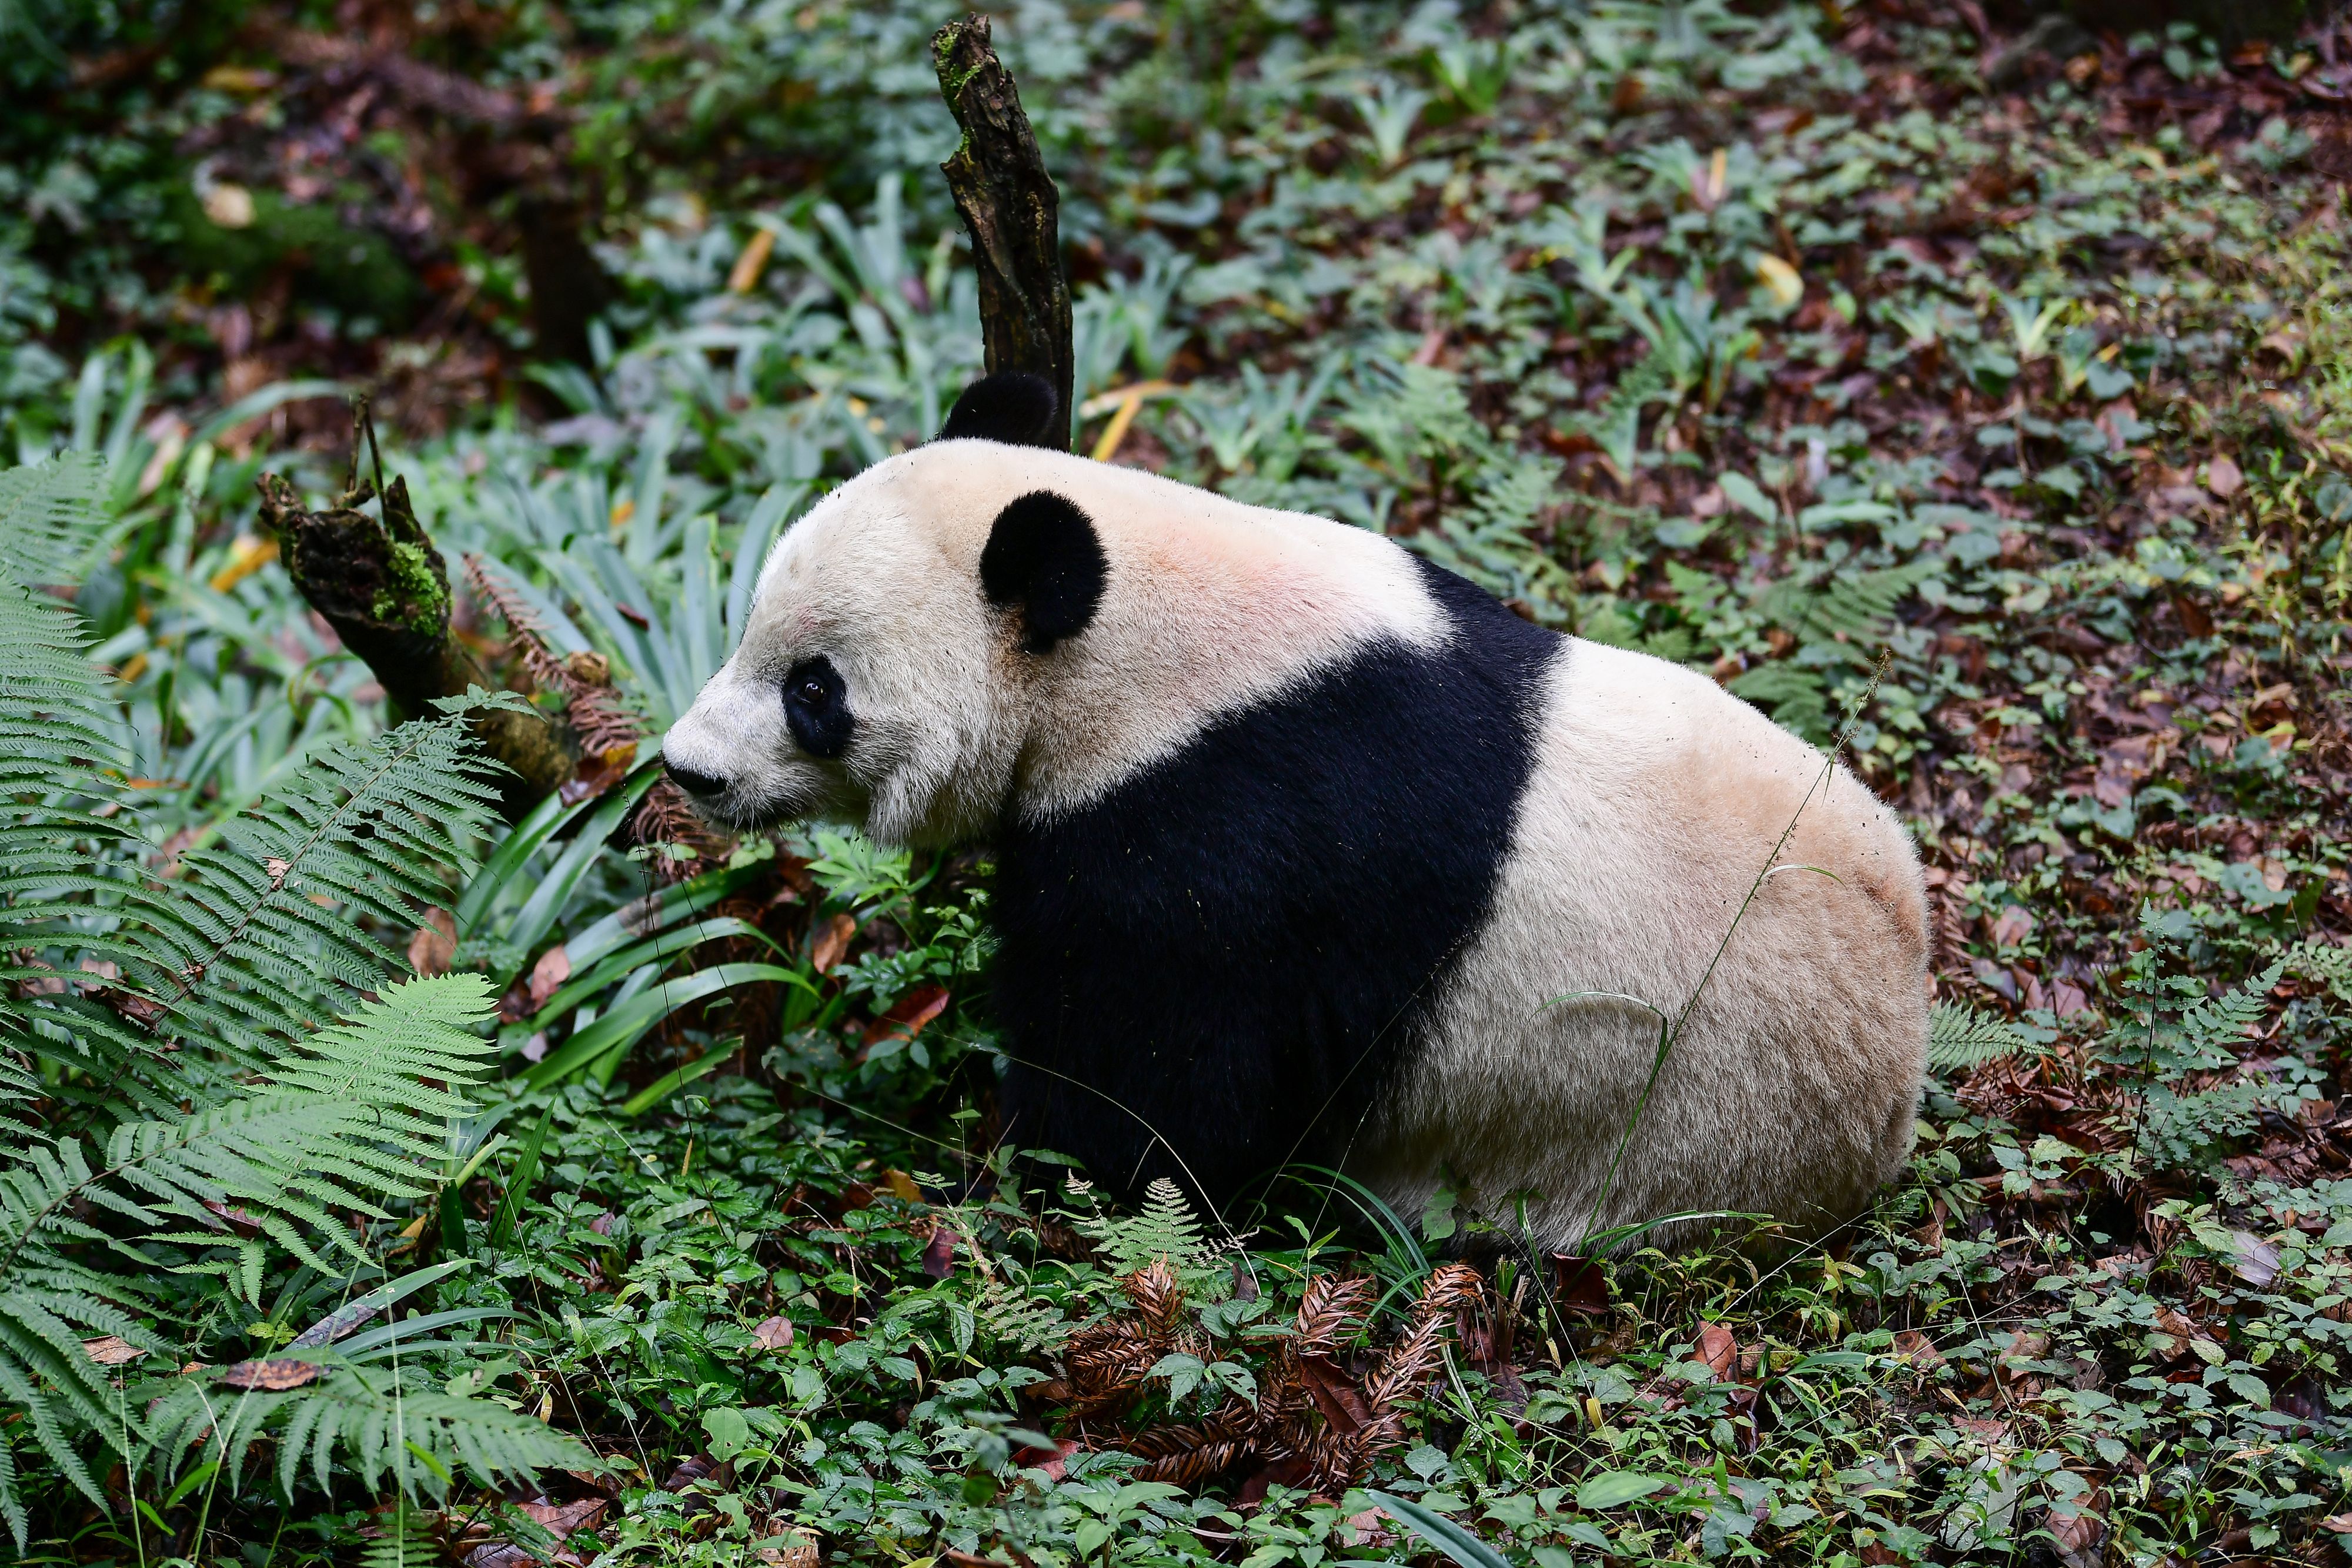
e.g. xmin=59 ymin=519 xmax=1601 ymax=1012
xmin=371 ymin=536 xmax=447 ymax=634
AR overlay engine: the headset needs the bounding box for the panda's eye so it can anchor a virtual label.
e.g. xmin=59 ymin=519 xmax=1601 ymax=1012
xmin=780 ymin=655 xmax=853 ymax=759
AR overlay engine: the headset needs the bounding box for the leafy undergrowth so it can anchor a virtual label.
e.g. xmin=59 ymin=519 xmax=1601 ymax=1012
xmin=5 ymin=0 xmax=2352 ymax=1564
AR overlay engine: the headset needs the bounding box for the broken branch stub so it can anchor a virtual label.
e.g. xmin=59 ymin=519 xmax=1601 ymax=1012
xmin=934 ymin=13 xmax=1074 ymax=452
xmin=255 ymin=405 xmax=572 ymax=819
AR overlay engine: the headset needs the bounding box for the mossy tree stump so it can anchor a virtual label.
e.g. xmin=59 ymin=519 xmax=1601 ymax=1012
xmin=257 ymin=403 xmax=573 ymax=818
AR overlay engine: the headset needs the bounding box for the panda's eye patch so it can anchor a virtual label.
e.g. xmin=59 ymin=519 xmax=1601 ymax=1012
xmin=780 ymin=654 xmax=853 ymax=759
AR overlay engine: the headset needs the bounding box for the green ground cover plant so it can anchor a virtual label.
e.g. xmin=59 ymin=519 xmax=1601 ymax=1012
xmin=2 ymin=0 xmax=2351 ymax=1564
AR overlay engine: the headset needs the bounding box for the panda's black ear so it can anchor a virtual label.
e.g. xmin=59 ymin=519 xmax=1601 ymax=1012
xmin=940 ymin=372 xmax=1061 ymax=448
xmin=981 ymin=491 xmax=1105 ymax=655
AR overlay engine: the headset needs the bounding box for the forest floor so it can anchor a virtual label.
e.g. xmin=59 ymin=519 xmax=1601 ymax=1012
xmin=5 ymin=0 xmax=2352 ymax=1563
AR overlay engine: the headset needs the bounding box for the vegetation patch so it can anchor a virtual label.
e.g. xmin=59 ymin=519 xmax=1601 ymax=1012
xmin=1 ymin=1 xmax=2348 ymax=1564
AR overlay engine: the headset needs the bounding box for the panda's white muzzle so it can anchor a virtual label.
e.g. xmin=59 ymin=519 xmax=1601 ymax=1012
xmin=662 ymin=666 xmax=837 ymax=831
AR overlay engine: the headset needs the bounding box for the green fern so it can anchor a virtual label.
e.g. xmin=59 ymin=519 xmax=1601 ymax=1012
xmin=1756 ymin=561 xmax=1932 ymax=657
xmin=1074 ymin=1175 xmax=1228 ymax=1290
xmin=2106 ymin=934 xmax=2292 ymax=1173
xmin=1927 ymin=1002 xmax=2032 ymax=1075
xmin=2289 ymin=940 xmax=2352 ymax=1002
xmin=1725 ymin=660 xmax=1830 ymax=742
xmin=0 ymin=456 xmax=588 ymax=1541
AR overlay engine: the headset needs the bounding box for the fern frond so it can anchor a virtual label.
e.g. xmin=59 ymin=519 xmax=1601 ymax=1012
xmin=357 ymin=1496 xmax=439 ymax=1568
xmin=0 ymin=978 xmax=499 ymax=1533
xmin=1927 ymin=1002 xmax=2032 ymax=1074
xmin=1076 ymin=1176 xmax=1228 ymax=1289
xmin=2288 ymin=941 xmax=2351 ymax=1003
xmin=1757 ymin=562 xmax=1932 ymax=653
xmin=0 ymin=452 xmax=109 ymax=584
xmin=122 ymin=724 xmax=510 ymax=1074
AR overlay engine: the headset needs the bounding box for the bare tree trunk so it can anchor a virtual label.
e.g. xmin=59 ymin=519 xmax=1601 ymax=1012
xmin=933 ymin=14 xmax=1074 ymax=452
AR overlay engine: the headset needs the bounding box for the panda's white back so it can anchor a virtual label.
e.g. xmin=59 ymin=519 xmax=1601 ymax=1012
xmin=673 ymin=398 xmax=1928 ymax=1251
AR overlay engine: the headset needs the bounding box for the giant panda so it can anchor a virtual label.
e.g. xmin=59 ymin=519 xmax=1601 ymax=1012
xmin=663 ymin=373 xmax=1929 ymax=1252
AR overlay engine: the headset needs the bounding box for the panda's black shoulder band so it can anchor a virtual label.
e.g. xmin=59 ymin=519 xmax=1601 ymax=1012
xmin=981 ymin=490 xmax=1105 ymax=654
xmin=939 ymin=372 xmax=1061 ymax=448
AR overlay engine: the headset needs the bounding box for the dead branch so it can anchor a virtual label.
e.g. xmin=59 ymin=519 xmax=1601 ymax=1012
xmin=933 ymin=13 xmax=1074 ymax=450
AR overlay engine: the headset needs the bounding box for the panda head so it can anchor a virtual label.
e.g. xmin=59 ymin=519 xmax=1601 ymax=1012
xmin=661 ymin=374 xmax=1107 ymax=845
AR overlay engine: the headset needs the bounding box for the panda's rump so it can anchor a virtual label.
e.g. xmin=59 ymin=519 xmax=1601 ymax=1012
xmin=989 ymin=560 xmax=1560 ymax=1208
xmin=1359 ymin=638 xmax=1931 ymax=1250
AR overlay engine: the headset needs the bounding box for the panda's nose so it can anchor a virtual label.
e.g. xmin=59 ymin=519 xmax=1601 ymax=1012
xmin=663 ymin=753 xmax=727 ymax=799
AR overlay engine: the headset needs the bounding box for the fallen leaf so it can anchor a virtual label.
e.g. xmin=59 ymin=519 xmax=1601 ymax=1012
xmin=203 ymin=1199 xmax=262 ymax=1235
xmin=1551 ymin=1252 xmax=1610 ymax=1315
xmin=1988 ymin=905 xmax=2036 ymax=948
xmin=1237 ymin=1452 xmax=1311 ymax=1506
xmin=811 ymin=912 xmax=857 ymax=973
xmin=522 ymin=1495 xmax=609 ymax=1535
xmin=220 ymin=1358 xmax=323 ymax=1390
xmin=751 ymin=1315 xmax=795 ymax=1350
xmin=2227 ymin=1230 xmax=2280 ymax=1287
xmin=756 ymin=1534 xmax=820 ymax=1568
xmin=408 ymin=907 xmax=456 ymax=978
xmin=290 ymin=1298 xmax=385 ymax=1348
xmin=1752 ymin=252 xmax=1803 ymax=308
xmin=2320 ymin=1513 xmax=2352 ymax=1534
xmin=880 ymin=1168 xmax=921 ymax=1202
xmin=527 ymin=944 xmax=571 ymax=1009
xmin=82 ymin=1336 xmax=146 ymax=1366
xmin=264 ymin=856 xmax=292 ymax=885
xmin=921 ymin=1227 xmax=967 ymax=1279
xmin=1950 ymin=1415 xmax=2008 ymax=1444
xmin=1891 ymin=1329 xmax=1944 ymax=1373
xmin=2048 ymin=1485 xmax=2105 ymax=1567
xmin=864 ymin=986 xmax=950 ymax=1046
xmin=1297 ymin=1350 xmax=1375 ymax=1434
xmin=1695 ymin=1321 xmax=1738 ymax=1380
xmin=1015 ymin=1437 xmax=1081 ymax=1481
xmin=2206 ymin=453 xmax=2243 ymax=497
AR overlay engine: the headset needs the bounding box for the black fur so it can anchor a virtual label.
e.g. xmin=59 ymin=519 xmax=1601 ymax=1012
xmin=940 ymin=372 xmax=1061 ymax=448
xmin=990 ymin=559 xmax=1560 ymax=1209
xmin=782 ymin=654 xmax=854 ymax=758
xmin=980 ymin=492 xmax=1108 ymax=654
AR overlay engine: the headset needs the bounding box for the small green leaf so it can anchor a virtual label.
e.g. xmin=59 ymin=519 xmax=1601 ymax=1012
xmin=1365 ymin=1490 xmax=1510 ymax=1568
xmin=1576 ymin=1471 xmax=1671 ymax=1510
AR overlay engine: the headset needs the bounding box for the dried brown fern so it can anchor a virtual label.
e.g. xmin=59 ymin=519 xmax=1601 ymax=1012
xmin=1051 ymin=1261 xmax=1489 ymax=1493
xmin=465 ymin=553 xmax=721 ymax=878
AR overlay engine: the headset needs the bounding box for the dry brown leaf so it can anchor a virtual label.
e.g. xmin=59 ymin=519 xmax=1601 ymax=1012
xmin=751 ymin=1316 xmax=795 ymax=1351
xmin=756 ymin=1536 xmax=820 ymax=1568
xmin=527 ymin=944 xmax=571 ymax=1009
xmin=82 ymin=1336 xmax=146 ymax=1366
xmin=220 ymin=1358 xmax=324 ymax=1390
xmin=1297 ymin=1351 xmax=1374 ymax=1435
xmin=2206 ymin=453 xmax=2243 ymax=497
xmin=1989 ymin=905 xmax=2036 ymax=948
xmin=1695 ymin=1321 xmax=1737 ymax=1381
xmin=880 ymin=1168 xmax=921 ymax=1202
xmin=1891 ymin=1329 xmax=1945 ymax=1373
xmin=811 ymin=913 xmax=857 ymax=974
xmin=864 ymin=986 xmax=951 ymax=1046
xmin=409 ymin=907 xmax=457 ymax=978
xmin=521 ymin=1496 xmax=609 ymax=1535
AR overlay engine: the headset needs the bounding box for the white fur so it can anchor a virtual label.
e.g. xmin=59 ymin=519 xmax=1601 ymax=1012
xmin=670 ymin=440 xmax=1443 ymax=841
xmin=1348 ymin=640 xmax=1927 ymax=1250
xmin=668 ymin=442 xmax=1928 ymax=1249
